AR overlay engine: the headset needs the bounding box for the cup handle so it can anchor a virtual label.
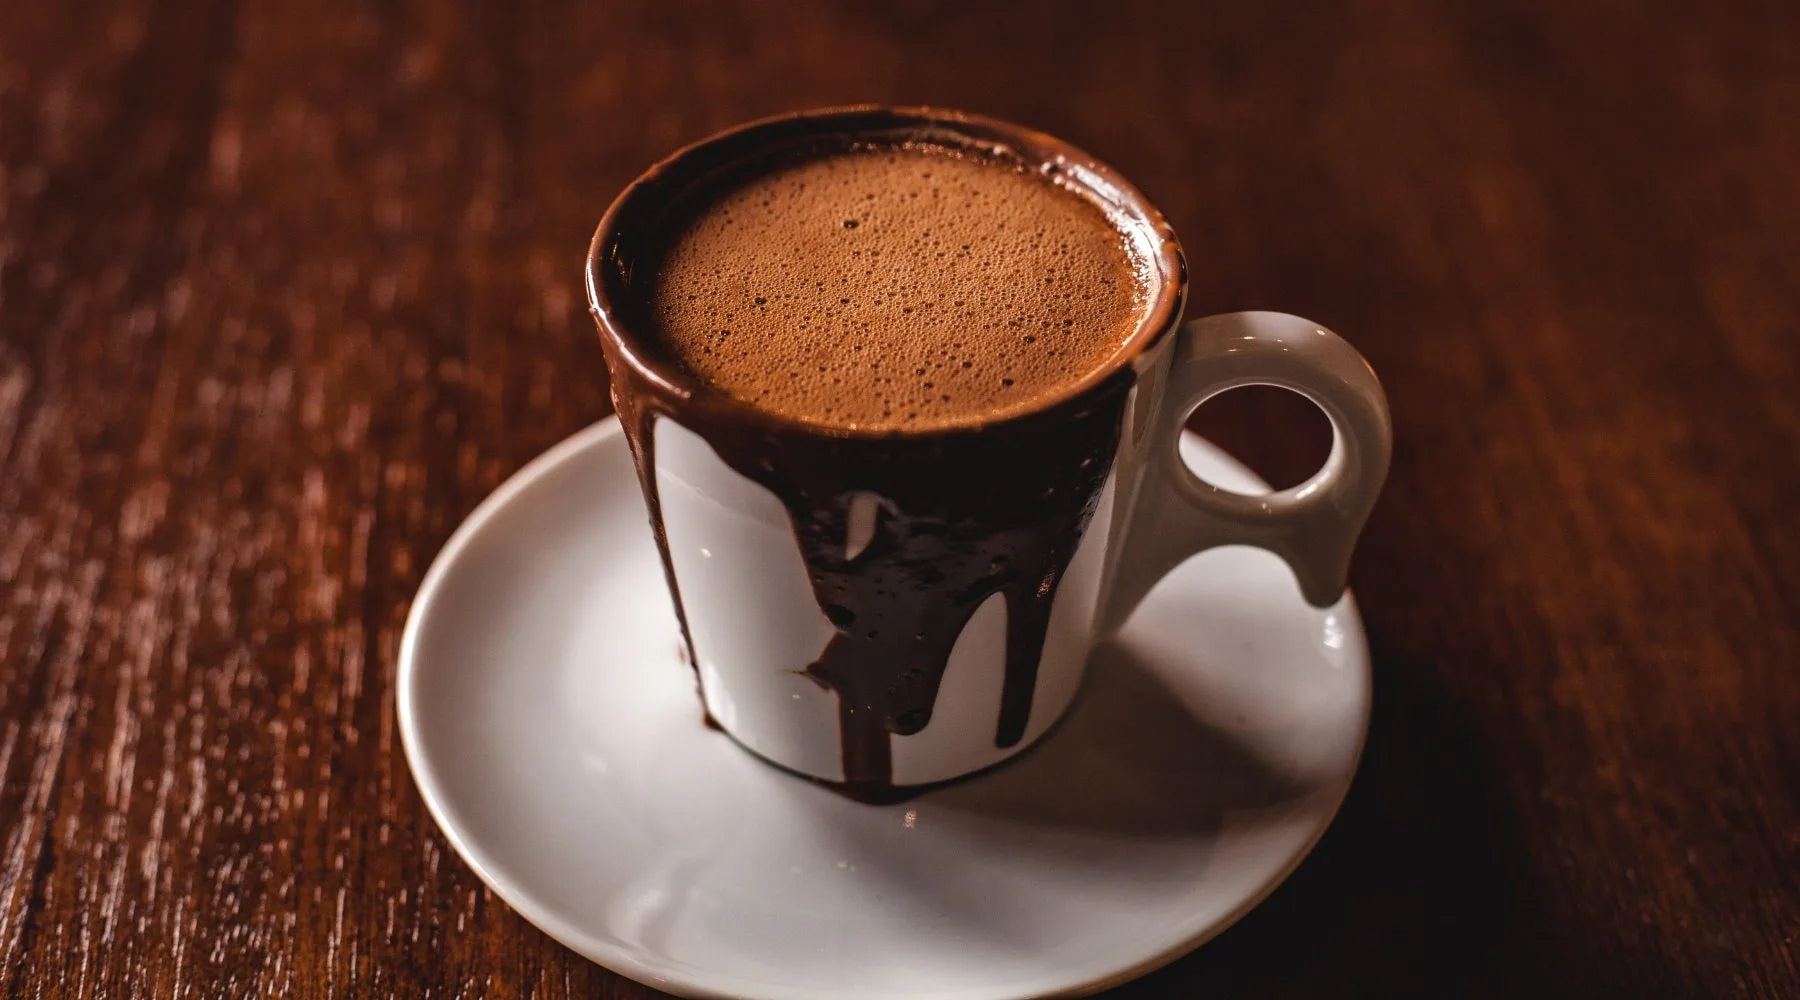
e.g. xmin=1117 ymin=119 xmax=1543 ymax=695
xmin=1100 ymin=311 xmax=1392 ymax=632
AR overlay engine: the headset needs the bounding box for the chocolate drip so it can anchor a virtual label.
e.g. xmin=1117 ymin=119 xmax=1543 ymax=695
xmin=609 ymin=383 xmax=700 ymax=676
xmin=604 ymin=347 xmax=1130 ymax=795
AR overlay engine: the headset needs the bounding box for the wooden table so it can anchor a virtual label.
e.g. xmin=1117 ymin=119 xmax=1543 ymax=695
xmin=3 ymin=1 xmax=1796 ymax=996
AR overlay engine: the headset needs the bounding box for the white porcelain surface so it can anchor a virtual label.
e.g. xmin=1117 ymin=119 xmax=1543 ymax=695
xmin=399 ymin=419 xmax=1371 ymax=1000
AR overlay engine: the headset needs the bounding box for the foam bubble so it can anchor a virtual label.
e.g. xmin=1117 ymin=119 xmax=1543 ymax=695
xmin=646 ymin=144 xmax=1151 ymax=431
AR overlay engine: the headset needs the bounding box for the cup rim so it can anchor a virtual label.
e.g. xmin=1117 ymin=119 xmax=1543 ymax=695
xmin=585 ymin=105 xmax=1189 ymax=440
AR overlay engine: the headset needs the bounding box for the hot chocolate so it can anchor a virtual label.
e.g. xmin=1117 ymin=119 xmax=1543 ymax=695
xmin=594 ymin=112 xmax=1177 ymax=799
xmin=643 ymin=142 xmax=1153 ymax=431
xmin=592 ymin=110 xmax=1386 ymax=802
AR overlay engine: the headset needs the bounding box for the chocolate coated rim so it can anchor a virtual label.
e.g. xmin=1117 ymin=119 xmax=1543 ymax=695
xmin=585 ymin=105 xmax=1190 ymax=440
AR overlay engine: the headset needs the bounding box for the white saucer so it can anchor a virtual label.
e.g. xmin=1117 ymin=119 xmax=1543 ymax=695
xmin=398 ymin=418 xmax=1370 ymax=1000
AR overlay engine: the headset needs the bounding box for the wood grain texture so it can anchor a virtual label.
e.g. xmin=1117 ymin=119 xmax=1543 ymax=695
xmin=1 ymin=0 xmax=1796 ymax=996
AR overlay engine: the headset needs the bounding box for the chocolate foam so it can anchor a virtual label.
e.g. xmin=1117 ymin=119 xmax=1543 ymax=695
xmin=644 ymin=143 xmax=1149 ymax=432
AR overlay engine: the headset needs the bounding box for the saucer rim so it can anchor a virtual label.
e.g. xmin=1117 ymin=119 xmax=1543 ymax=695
xmin=398 ymin=417 xmax=1371 ymax=1000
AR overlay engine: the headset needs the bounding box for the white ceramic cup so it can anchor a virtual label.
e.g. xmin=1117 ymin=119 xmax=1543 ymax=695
xmin=588 ymin=107 xmax=1391 ymax=796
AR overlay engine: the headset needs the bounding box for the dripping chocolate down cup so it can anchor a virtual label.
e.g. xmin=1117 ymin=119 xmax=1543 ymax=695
xmin=586 ymin=106 xmax=1391 ymax=800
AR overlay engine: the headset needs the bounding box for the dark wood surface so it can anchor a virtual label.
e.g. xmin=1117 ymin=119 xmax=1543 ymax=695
xmin=3 ymin=0 xmax=1797 ymax=996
